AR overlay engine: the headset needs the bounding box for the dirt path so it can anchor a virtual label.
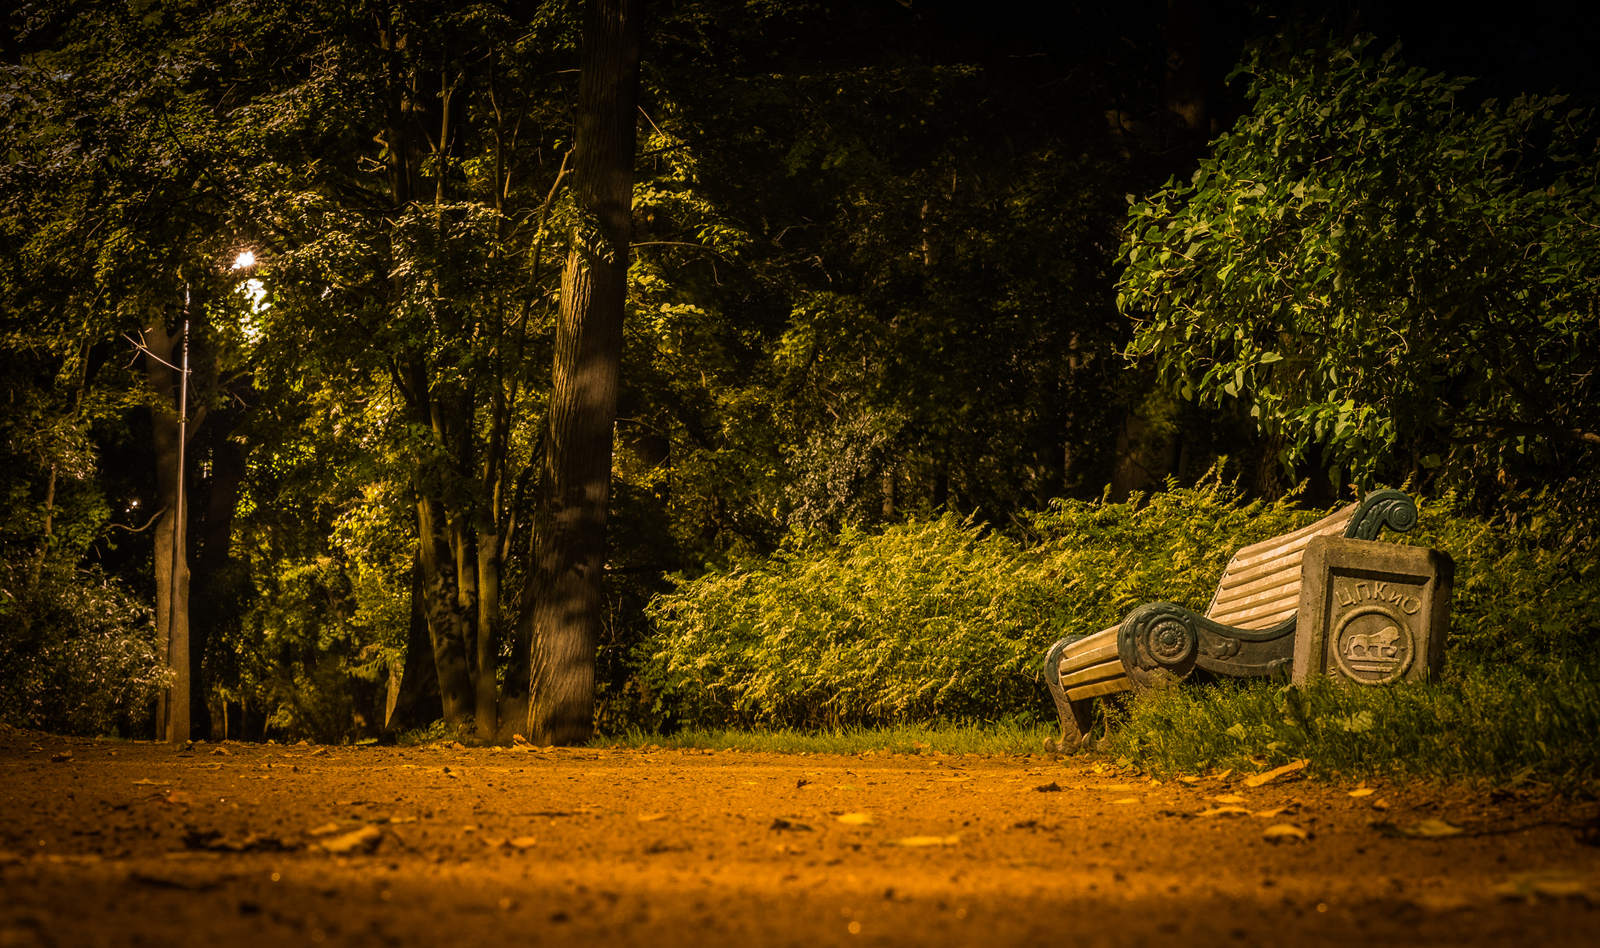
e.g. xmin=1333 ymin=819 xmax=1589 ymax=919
xmin=2 ymin=728 xmax=1596 ymax=947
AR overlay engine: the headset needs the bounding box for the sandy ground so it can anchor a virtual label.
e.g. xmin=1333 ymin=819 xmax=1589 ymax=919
xmin=1 ymin=727 xmax=1596 ymax=947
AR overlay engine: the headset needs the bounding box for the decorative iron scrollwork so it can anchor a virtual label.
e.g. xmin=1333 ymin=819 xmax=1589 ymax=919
xmin=1344 ymin=489 xmax=1418 ymax=541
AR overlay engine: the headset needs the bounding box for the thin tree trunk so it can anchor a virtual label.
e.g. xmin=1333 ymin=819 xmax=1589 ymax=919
xmin=143 ymin=321 xmax=191 ymax=743
xmin=524 ymin=0 xmax=641 ymax=746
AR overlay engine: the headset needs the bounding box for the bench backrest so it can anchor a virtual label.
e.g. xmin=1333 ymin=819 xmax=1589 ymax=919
xmin=1202 ymin=503 xmax=1359 ymax=630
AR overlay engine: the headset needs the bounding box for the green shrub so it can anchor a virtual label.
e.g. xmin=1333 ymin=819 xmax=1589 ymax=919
xmin=637 ymin=479 xmax=1327 ymax=729
xmin=637 ymin=477 xmax=1600 ymax=739
xmin=0 ymin=562 xmax=171 ymax=736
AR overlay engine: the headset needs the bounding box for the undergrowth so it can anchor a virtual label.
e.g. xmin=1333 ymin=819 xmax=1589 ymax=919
xmin=633 ymin=477 xmax=1600 ymax=785
xmin=1103 ymin=667 xmax=1600 ymax=790
xmin=600 ymin=719 xmax=1054 ymax=757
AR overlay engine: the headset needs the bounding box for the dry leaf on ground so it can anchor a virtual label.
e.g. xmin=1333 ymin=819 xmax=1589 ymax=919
xmin=507 ymin=836 xmax=537 ymax=850
xmin=1243 ymin=759 xmax=1307 ymax=788
xmin=318 ymin=825 xmax=382 ymax=854
xmin=836 ymin=813 xmax=873 ymax=825
xmin=1196 ymin=806 xmax=1252 ymax=819
xmin=50 ymin=751 xmax=72 ymax=763
xmin=637 ymin=813 xmax=667 ymax=822
xmin=1348 ymin=788 xmax=1375 ymax=798
xmin=886 ymin=835 xmax=959 ymax=847
xmin=1213 ymin=794 xmax=1247 ymax=804
xmin=1493 ymin=871 xmax=1589 ymax=903
xmin=1372 ymin=819 xmax=1467 ymax=839
xmin=1253 ymin=802 xmax=1300 ymax=819
xmin=770 ymin=819 xmax=813 ymax=832
xmin=1112 ymin=798 xmax=1140 ymax=805
xmin=1263 ymin=824 xmax=1309 ymax=842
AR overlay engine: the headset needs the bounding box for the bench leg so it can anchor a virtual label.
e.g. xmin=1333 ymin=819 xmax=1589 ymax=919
xmin=1043 ymin=635 xmax=1097 ymax=751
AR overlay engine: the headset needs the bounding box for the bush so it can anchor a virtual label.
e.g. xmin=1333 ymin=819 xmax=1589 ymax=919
xmin=637 ymin=477 xmax=1600 ymax=735
xmin=637 ymin=479 xmax=1328 ymax=729
xmin=0 ymin=562 xmax=170 ymax=736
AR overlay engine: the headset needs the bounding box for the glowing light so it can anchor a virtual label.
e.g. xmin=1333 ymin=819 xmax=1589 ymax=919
xmin=232 ymin=250 xmax=256 ymax=270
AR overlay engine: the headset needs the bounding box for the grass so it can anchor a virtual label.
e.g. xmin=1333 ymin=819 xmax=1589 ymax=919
xmin=1101 ymin=665 xmax=1600 ymax=791
xmin=596 ymin=719 xmax=1057 ymax=757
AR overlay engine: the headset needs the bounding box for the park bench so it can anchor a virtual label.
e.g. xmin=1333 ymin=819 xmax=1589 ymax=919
xmin=1042 ymin=490 xmax=1419 ymax=749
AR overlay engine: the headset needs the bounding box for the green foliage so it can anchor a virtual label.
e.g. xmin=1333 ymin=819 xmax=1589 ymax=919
xmin=1120 ymin=35 xmax=1600 ymax=488
xmin=0 ymin=563 xmax=170 ymax=736
xmin=1106 ymin=668 xmax=1600 ymax=789
xmin=1403 ymin=490 xmax=1600 ymax=669
xmin=640 ymin=478 xmax=1600 ymax=732
xmin=639 ymin=478 xmax=1324 ymax=729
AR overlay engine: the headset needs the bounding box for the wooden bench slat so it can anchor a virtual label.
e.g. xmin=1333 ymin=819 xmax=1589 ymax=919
xmin=1065 ymin=676 xmax=1134 ymax=702
xmin=1058 ymin=658 xmax=1126 ymax=689
xmin=1058 ymin=639 xmax=1121 ymax=677
xmin=1209 ymin=566 xmax=1303 ymax=613
xmin=1224 ymin=505 xmax=1356 ymax=571
xmin=1208 ymin=600 xmax=1298 ymax=629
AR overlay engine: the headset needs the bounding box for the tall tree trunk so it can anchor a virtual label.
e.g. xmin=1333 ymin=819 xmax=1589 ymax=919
xmin=188 ymin=408 xmax=248 ymax=741
xmin=386 ymin=553 xmax=443 ymax=734
xmin=523 ymin=0 xmax=641 ymax=746
xmin=143 ymin=321 xmax=191 ymax=742
xmin=417 ymin=495 xmax=477 ymax=726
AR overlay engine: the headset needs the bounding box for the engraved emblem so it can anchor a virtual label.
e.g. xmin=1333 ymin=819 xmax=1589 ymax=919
xmin=1332 ymin=604 xmax=1414 ymax=685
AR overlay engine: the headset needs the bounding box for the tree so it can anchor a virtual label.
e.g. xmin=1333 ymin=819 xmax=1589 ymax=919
xmin=1119 ymin=36 xmax=1600 ymax=492
xmin=524 ymin=0 xmax=642 ymax=745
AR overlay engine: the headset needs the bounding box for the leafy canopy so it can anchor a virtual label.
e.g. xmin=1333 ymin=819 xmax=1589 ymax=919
xmin=1119 ymin=36 xmax=1600 ymax=488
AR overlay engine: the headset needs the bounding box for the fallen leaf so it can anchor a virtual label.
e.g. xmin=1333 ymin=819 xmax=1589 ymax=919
xmin=1211 ymin=769 xmax=1233 ymax=781
xmin=1196 ymin=806 xmax=1252 ymax=819
xmin=1371 ymin=799 xmax=1391 ymax=811
xmin=1178 ymin=776 xmax=1201 ymax=785
xmin=307 ymin=822 xmax=346 ymax=836
xmin=295 ymin=740 xmax=310 ymax=747
xmin=836 ymin=813 xmax=874 ymax=825
xmin=1111 ymin=798 xmax=1140 ymax=805
xmin=886 ymin=835 xmax=959 ymax=847
xmin=318 ymin=825 xmax=382 ymax=854
xmin=1243 ymin=759 xmax=1308 ymax=788
xmin=1412 ymin=894 xmax=1473 ymax=914
xmin=209 ymin=747 xmax=231 ymax=756
xmin=511 ymin=734 xmax=531 ymax=747
xmin=482 ymin=836 xmax=508 ymax=848
xmin=1034 ymin=782 xmax=1062 ymax=793
xmin=936 ymin=777 xmax=970 ymax=783
xmin=1371 ymin=819 xmax=1467 ymax=839
xmin=164 ymin=791 xmax=193 ymax=807
xmin=449 ymin=741 xmax=468 ymax=751
xmin=770 ymin=819 xmax=813 ymax=832
xmin=184 ymin=830 xmax=291 ymax=853
xmin=50 ymin=751 xmax=73 ymax=763
xmin=308 ymin=747 xmax=329 ymax=757
xmin=1348 ymin=788 xmax=1375 ymax=798
xmin=507 ymin=836 xmax=537 ymax=850
xmin=637 ymin=813 xmax=668 ymax=822
xmin=1262 ymin=824 xmax=1308 ymax=842
xmin=1493 ymin=871 xmax=1588 ymax=903
xmin=1213 ymin=794 xmax=1248 ymax=804
xmin=131 ymin=778 xmax=163 ymax=786
xmin=1253 ymin=802 xmax=1301 ymax=819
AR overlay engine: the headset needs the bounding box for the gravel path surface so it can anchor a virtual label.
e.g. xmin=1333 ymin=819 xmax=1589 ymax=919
xmin=2 ymin=729 xmax=1596 ymax=946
